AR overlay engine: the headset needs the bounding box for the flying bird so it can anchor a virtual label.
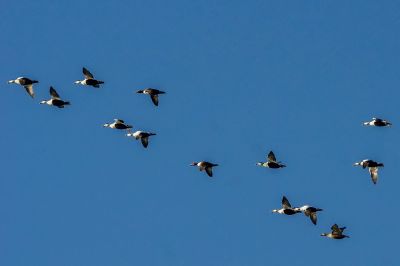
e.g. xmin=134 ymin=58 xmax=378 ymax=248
xmin=363 ymin=117 xmax=392 ymax=127
xmin=126 ymin=129 xmax=156 ymax=148
xmin=8 ymin=77 xmax=38 ymax=98
xmin=40 ymin=87 xmax=70 ymax=108
xmin=272 ymin=196 xmax=301 ymax=215
xmin=190 ymin=161 xmax=218 ymax=177
xmin=257 ymin=151 xmax=286 ymax=169
xmin=103 ymin=119 xmax=132 ymax=130
xmin=294 ymin=205 xmax=323 ymax=225
xmin=136 ymin=88 xmax=165 ymax=106
xmin=75 ymin=67 xmax=104 ymax=88
xmin=354 ymin=159 xmax=384 ymax=184
xmin=321 ymin=224 xmax=349 ymax=239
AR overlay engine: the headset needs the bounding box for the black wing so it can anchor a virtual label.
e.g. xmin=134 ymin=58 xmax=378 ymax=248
xmin=150 ymin=94 xmax=159 ymax=106
xmin=205 ymin=166 xmax=213 ymax=177
xmin=141 ymin=137 xmax=149 ymax=148
xmin=268 ymin=151 xmax=277 ymax=162
xmin=50 ymin=86 xmax=60 ymax=99
xmin=282 ymin=196 xmax=291 ymax=209
xmin=83 ymin=67 xmax=94 ymax=79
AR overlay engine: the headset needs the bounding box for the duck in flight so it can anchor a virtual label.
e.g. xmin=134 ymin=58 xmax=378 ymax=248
xmin=321 ymin=224 xmax=349 ymax=239
xmin=126 ymin=129 xmax=156 ymax=148
xmin=190 ymin=161 xmax=218 ymax=177
xmin=136 ymin=88 xmax=165 ymax=106
xmin=75 ymin=67 xmax=104 ymax=88
xmin=354 ymin=159 xmax=384 ymax=184
xmin=257 ymin=151 xmax=286 ymax=169
xmin=103 ymin=119 xmax=132 ymax=130
xmin=363 ymin=117 xmax=392 ymax=127
xmin=294 ymin=205 xmax=323 ymax=225
xmin=8 ymin=77 xmax=38 ymax=98
xmin=40 ymin=87 xmax=70 ymax=108
xmin=272 ymin=196 xmax=301 ymax=215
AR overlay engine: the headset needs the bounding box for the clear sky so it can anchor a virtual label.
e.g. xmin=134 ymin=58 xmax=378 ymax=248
xmin=1 ymin=1 xmax=399 ymax=265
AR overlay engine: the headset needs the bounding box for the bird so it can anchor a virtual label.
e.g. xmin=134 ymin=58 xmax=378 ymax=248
xmin=75 ymin=67 xmax=104 ymax=88
xmin=7 ymin=77 xmax=38 ymax=98
xmin=190 ymin=161 xmax=218 ymax=177
xmin=256 ymin=151 xmax=286 ymax=168
xmin=363 ymin=117 xmax=392 ymax=127
xmin=40 ymin=86 xmax=70 ymax=108
xmin=294 ymin=205 xmax=323 ymax=225
xmin=103 ymin=119 xmax=132 ymax=130
xmin=321 ymin=224 xmax=349 ymax=239
xmin=126 ymin=129 xmax=156 ymax=148
xmin=272 ymin=196 xmax=301 ymax=215
xmin=136 ymin=88 xmax=165 ymax=106
xmin=354 ymin=159 xmax=384 ymax=184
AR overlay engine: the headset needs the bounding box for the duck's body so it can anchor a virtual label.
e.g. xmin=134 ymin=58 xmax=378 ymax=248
xmin=354 ymin=159 xmax=384 ymax=184
xmin=104 ymin=119 xmax=132 ymax=130
xmin=321 ymin=224 xmax=349 ymax=239
xmin=190 ymin=161 xmax=218 ymax=177
xmin=363 ymin=117 xmax=392 ymax=127
xmin=40 ymin=87 xmax=70 ymax=108
xmin=8 ymin=77 xmax=38 ymax=98
xmin=272 ymin=196 xmax=301 ymax=216
xmin=126 ymin=130 xmax=156 ymax=148
xmin=294 ymin=205 xmax=323 ymax=225
xmin=75 ymin=67 xmax=104 ymax=88
xmin=137 ymin=88 xmax=165 ymax=106
xmin=257 ymin=151 xmax=286 ymax=169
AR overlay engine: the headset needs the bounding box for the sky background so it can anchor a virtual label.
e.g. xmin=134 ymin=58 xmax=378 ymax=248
xmin=1 ymin=0 xmax=399 ymax=265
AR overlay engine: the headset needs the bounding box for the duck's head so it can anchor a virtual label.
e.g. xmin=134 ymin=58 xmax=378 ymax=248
xmin=40 ymin=100 xmax=47 ymax=104
xmin=353 ymin=162 xmax=361 ymax=166
xmin=136 ymin=90 xmax=144 ymax=93
xmin=320 ymin=233 xmax=328 ymax=237
xmin=272 ymin=209 xmax=279 ymax=213
xmin=363 ymin=121 xmax=370 ymax=126
xmin=74 ymin=80 xmax=82 ymax=84
xmin=103 ymin=123 xmax=110 ymax=128
xmin=256 ymin=162 xmax=263 ymax=166
xmin=190 ymin=162 xmax=198 ymax=166
xmin=7 ymin=79 xmax=15 ymax=83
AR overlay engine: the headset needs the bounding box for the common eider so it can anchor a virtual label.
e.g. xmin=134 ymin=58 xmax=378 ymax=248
xmin=190 ymin=161 xmax=218 ymax=177
xmin=294 ymin=205 xmax=323 ymax=225
xmin=256 ymin=151 xmax=286 ymax=169
xmin=103 ymin=119 xmax=132 ymax=130
xmin=40 ymin=87 xmax=70 ymax=108
xmin=136 ymin=88 xmax=165 ymax=106
xmin=272 ymin=196 xmax=301 ymax=215
xmin=75 ymin=67 xmax=104 ymax=88
xmin=363 ymin=117 xmax=392 ymax=127
xmin=321 ymin=224 xmax=349 ymax=239
xmin=126 ymin=129 xmax=156 ymax=148
xmin=354 ymin=159 xmax=384 ymax=184
xmin=8 ymin=77 xmax=38 ymax=98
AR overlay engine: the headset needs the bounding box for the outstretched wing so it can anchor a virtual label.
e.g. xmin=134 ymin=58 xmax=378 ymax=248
xmin=150 ymin=94 xmax=159 ymax=106
xmin=282 ymin=196 xmax=291 ymax=209
xmin=114 ymin=119 xmax=125 ymax=124
xmin=268 ymin=151 xmax=277 ymax=162
xmin=331 ymin=224 xmax=342 ymax=235
xmin=369 ymin=167 xmax=378 ymax=184
xmin=309 ymin=212 xmax=317 ymax=225
xmin=83 ymin=67 xmax=94 ymax=79
xmin=50 ymin=86 xmax=60 ymax=99
xmin=141 ymin=137 xmax=149 ymax=148
xmin=205 ymin=166 xmax=213 ymax=177
xmin=24 ymin=85 xmax=34 ymax=98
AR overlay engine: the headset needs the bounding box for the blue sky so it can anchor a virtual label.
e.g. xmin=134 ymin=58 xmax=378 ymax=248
xmin=1 ymin=0 xmax=399 ymax=265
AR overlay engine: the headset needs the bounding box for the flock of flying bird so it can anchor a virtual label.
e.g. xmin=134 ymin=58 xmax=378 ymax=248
xmin=7 ymin=67 xmax=393 ymax=240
